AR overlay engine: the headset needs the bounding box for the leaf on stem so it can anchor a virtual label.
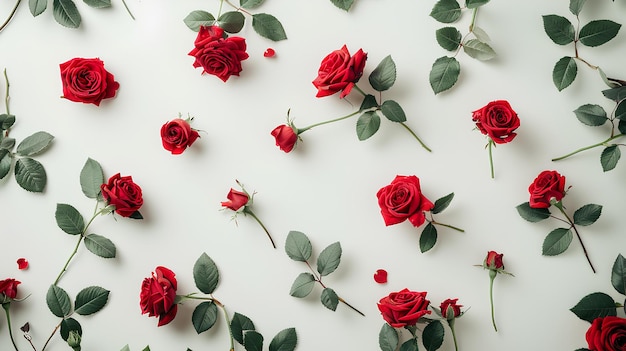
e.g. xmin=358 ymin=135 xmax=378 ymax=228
xmin=542 ymin=228 xmax=573 ymax=256
xmin=579 ymin=20 xmax=622 ymax=47
xmin=15 ymin=157 xmax=46 ymax=192
xmin=516 ymin=202 xmax=550 ymax=222
xmin=542 ymin=15 xmax=575 ymax=45
xmin=432 ymin=193 xmax=454 ymax=214
xmin=193 ymin=252 xmax=220 ymax=294
xmin=570 ymin=292 xmax=618 ymax=323
xmin=0 ymin=150 xmax=11 ymax=179
xmin=184 ymin=11 xmax=216 ymax=32
xmin=356 ymin=111 xmax=381 ymax=141
xmin=53 ymin=0 xmax=81 ymax=28
xmin=330 ymin=0 xmax=354 ymax=11
xmin=420 ymin=223 xmax=438 ymax=253
xmin=192 ymin=301 xmax=218 ymax=334
xmin=60 ymin=318 xmax=82 ymax=341
xmin=29 ymin=0 xmax=47 ymax=16
xmin=55 ymin=203 xmax=85 ymax=235
xmin=573 ymin=204 xmax=603 ymax=226
xmin=244 ymin=330 xmax=264 ymax=351
xmin=463 ymin=39 xmax=497 ymax=60
xmin=252 ymin=13 xmax=287 ymax=41
xmin=240 ymin=0 xmax=265 ymax=9
xmin=269 ymin=328 xmax=297 ymax=351
xmin=601 ymin=145 xmax=621 ymax=172
xmin=320 ymin=287 xmax=339 ymax=311
xmin=615 ymin=100 xmax=626 ymax=121
xmin=436 ymin=27 xmax=462 ymax=51
xmin=369 ymin=55 xmax=397 ymax=92
xmin=569 ymin=0 xmax=586 ymax=16
xmin=83 ymin=0 xmax=111 ymax=8
xmin=46 ymin=284 xmax=72 ymax=318
xmin=317 ymin=242 xmax=341 ymax=276
xmin=430 ymin=0 xmax=461 ymax=23
xmin=217 ymin=11 xmax=245 ymax=33
xmin=380 ymin=100 xmax=407 ymax=123
xmin=573 ymin=104 xmax=608 ymax=126
xmin=611 ymin=254 xmax=626 ymax=295
xmin=466 ymin=0 xmax=490 ymax=9
xmin=74 ymin=286 xmax=110 ymax=315
xmin=422 ymin=320 xmax=444 ymax=351
xmin=379 ymin=323 xmax=399 ymax=351
xmin=602 ymin=86 xmax=626 ymax=102
xmin=285 ymin=231 xmax=312 ymax=262
xmin=15 ymin=131 xmax=54 ymax=156
xmin=84 ymin=233 xmax=116 ymax=258
xmin=231 ymin=312 xmax=256 ymax=345
xmin=80 ymin=157 xmax=104 ymax=199
xmin=553 ymin=56 xmax=578 ymax=91
xmin=429 ymin=56 xmax=460 ymax=94
xmin=289 ymin=273 xmax=315 ymax=298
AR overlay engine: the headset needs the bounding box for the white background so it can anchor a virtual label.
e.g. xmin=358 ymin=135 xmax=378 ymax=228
xmin=1 ymin=0 xmax=626 ymax=350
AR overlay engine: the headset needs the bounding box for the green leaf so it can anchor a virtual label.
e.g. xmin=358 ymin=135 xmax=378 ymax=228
xmin=620 ymin=120 xmax=626 ymax=135
xmin=422 ymin=320 xmax=444 ymax=351
xmin=466 ymin=0 xmax=489 ymax=8
xmin=269 ymin=328 xmax=297 ymax=351
xmin=330 ymin=0 xmax=354 ymax=11
xmin=231 ymin=312 xmax=255 ymax=345
xmin=429 ymin=56 xmax=460 ymax=94
xmin=420 ymin=223 xmax=438 ymax=253
xmin=83 ymin=0 xmax=111 ymax=8
xmin=573 ymin=204 xmax=602 ymax=226
xmin=285 ymin=231 xmax=312 ymax=262
xmin=471 ymin=25 xmax=491 ymax=43
xmin=46 ymin=285 xmax=72 ymax=318
xmin=463 ymin=39 xmax=496 ymax=60
xmin=289 ymin=273 xmax=315 ymax=298
xmin=320 ymin=288 xmax=339 ymax=311
xmin=0 ymin=137 xmax=15 ymax=150
xmin=432 ymin=193 xmax=454 ymax=214
xmin=569 ymin=0 xmax=586 ymax=15
xmin=579 ymin=20 xmax=621 ymax=47
xmin=379 ymin=323 xmax=399 ymax=351
xmin=601 ymin=145 xmax=621 ymax=172
xmin=80 ymin=158 xmax=104 ymax=199
xmin=16 ymin=131 xmax=54 ymax=156
xmin=0 ymin=150 xmax=11 ymax=179
xmin=542 ymin=228 xmax=573 ymax=256
xmin=75 ymin=286 xmax=110 ymax=315
xmin=615 ymin=100 xmax=626 ymax=121
xmin=400 ymin=339 xmax=419 ymax=351
xmin=84 ymin=234 xmax=116 ymax=258
xmin=244 ymin=330 xmax=264 ymax=351
xmin=516 ymin=202 xmax=551 ymax=222
xmin=120 ymin=346 xmax=130 ymax=351
xmin=435 ymin=27 xmax=462 ymax=51
xmin=193 ymin=252 xmax=219 ymax=294
xmin=369 ymin=55 xmax=396 ymax=91
xmin=611 ymin=254 xmax=626 ymax=295
xmin=183 ymin=11 xmax=215 ymax=32
xmin=430 ymin=0 xmax=461 ymax=23
xmin=359 ymin=94 xmax=378 ymax=111
xmin=55 ymin=203 xmax=85 ymax=235
xmin=29 ymin=0 xmax=47 ymax=16
xmin=143 ymin=347 xmax=151 ymax=351
xmin=542 ymin=15 xmax=575 ymax=45
xmin=602 ymin=86 xmax=626 ymax=102
xmin=570 ymin=292 xmax=617 ymax=323
xmin=356 ymin=111 xmax=381 ymax=141
xmin=53 ymin=0 xmax=81 ymax=28
xmin=317 ymin=242 xmax=341 ymax=276
xmin=380 ymin=100 xmax=407 ymax=123
xmin=573 ymin=104 xmax=608 ymax=126
xmin=14 ymin=157 xmax=46 ymax=192
xmin=60 ymin=318 xmax=82 ymax=341
xmin=553 ymin=56 xmax=577 ymax=91
xmin=217 ymin=11 xmax=245 ymax=33
xmin=0 ymin=114 xmax=15 ymax=130
xmin=240 ymin=0 xmax=264 ymax=9
xmin=192 ymin=301 xmax=218 ymax=333
xmin=252 ymin=13 xmax=287 ymax=41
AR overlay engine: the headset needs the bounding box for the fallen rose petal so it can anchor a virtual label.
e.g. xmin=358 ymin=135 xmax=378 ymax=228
xmin=264 ymin=48 xmax=275 ymax=58
xmin=17 ymin=258 xmax=28 ymax=270
xmin=374 ymin=269 xmax=387 ymax=283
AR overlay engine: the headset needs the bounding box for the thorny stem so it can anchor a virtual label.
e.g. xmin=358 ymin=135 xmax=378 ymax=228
xmin=489 ymin=270 xmax=497 ymax=332
xmin=243 ymin=207 xmax=276 ymax=249
xmin=551 ymin=134 xmax=623 ymax=161
xmin=303 ymin=261 xmax=365 ymax=316
xmin=554 ymin=202 xmax=596 ymax=273
xmin=296 ymin=110 xmax=362 ymax=134
xmin=0 ymin=0 xmax=21 ymax=34
xmin=3 ymin=303 xmax=20 ymax=351
xmin=121 ymin=0 xmax=135 ymax=20
xmin=400 ymin=122 xmax=431 ymax=152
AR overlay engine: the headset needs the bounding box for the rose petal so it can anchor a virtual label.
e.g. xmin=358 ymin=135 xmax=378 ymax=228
xmin=374 ymin=269 xmax=388 ymax=283
xmin=264 ymin=48 xmax=275 ymax=58
xmin=17 ymin=258 xmax=28 ymax=270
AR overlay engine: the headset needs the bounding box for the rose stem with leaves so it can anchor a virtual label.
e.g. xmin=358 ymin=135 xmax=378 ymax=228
xmin=243 ymin=207 xmax=276 ymax=248
xmin=551 ymin=134 xmax=624 ymax=161
xmin=303 ymin=260 xmax=364 ymax=316
xmin=3 ymin=303 xmax=20 ymax=351
xmin=427 ymin=215 xmax=465 ymax=233
xmin=178 ymin=295 xmax=235 ymax=351
xmin=121 ymin=0 xmax=136 ymax=20
xmin=551 ymin=201 xmax=596 ymax=273
xmin=296 ymin=110 xmax=362 ymax=134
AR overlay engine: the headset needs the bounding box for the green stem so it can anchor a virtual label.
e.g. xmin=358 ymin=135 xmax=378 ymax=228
xmin=400 ymin=122 xmax=431 ymax=152
xmin=431 ymin=220 xmax=465 ymax=233
xmin=469 ymin=7 xmax=478 ymax=32
xmin=488 ymin=139 xmax=494 ymax=179
xmin=296 ymin=110 xmax=361 ymax=134
xmin=120 ymin=0 xmax=135 ymax=20
xmin=554 ymin=203 xmax=596 ymax=273
xmin=552 ymin=134 xmax=623 ymax=161
xmin=214 ymin=299 xmax=235 ymax=351
xmin=217 ymin=0 xmax=224 ymax=18
xmin=40 ymin=321 xmax=61 ymax=351
xmin=489 ymin=270 xmax=497 ymax=332
xmin=3 ymin=303 xmax=20 ymax=351
xmin=4 ymin=68 xmax=10 ymax=115
xmin=352 ymin=84 xmax=367 ymax=97
xmin=337 ymin=297 xmax=365 ymax=317
xmin=304 ymin=261 xmax=364 ymax=316
xmin=0 ymin=0 xmax=21 ymax=34
xmin=243 ymin=208 xmax=276 ymax=249
xmin=449 ymin=319 xmax=459 ymax=351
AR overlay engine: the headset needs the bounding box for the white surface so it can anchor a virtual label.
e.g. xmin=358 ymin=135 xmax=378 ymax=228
xmin=1 ymin=0 xmax=626 ymax=350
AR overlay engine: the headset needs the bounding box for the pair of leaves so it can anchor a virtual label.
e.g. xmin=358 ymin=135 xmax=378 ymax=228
xmin=189 ymin=253 xmax=220 ymax=334
xmin=32 ymin=0 xmax=112 ymax=27
xmin=0 ymin=131 xmax=53 ymax=192
xmin=184 ymin=10 xmax=287 ymax=41
xmin=379 ymin=321 xmax=445 ymax=351
xmin=429 ymin=0 xmax=490 ymax=24
xmin=55 ymin=203 xmax=117 ymax=258
xmin=419 ymin=193 xmax=455 ymax=253
xmin=330 ymin=0 xmax=354 ymax=11
xmin=230 ymin=313 xmax=297 ymax=351
xmin=47 ymin=285 xmax=110 ymax=318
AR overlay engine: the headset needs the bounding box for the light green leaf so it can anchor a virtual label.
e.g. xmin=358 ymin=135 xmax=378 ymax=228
xmin=369 ymin=55 xmax=396 ymax=91
xmin=379 ymin=323 xmax=399 ymax=351
xmin=0 ymin=150 xmax=11 ymax=179
xmin=183 ymin=10 xmax=215 ymax=32
xmin=573 ymin=104 xmax=608 ymax=126
xmin=463 ymin=39 xmax=496 ymax=60
xmin=217 ymin=11 xmax=245 ymax=33
xmin=15 ymin=157 xmax=46 ymax=192
xmin=579 ymin=20 xmax=622 ymax=47
xmin=380 ymin=100 xmax=407 ymax=123
xmin=542 ymin=228 xmax=573 ymax=256
xmin=553 ymin=56 xmax=578 ymax=91
xmin=46 ymin=285 xmax=72 ymax=318
xmin=289 ymin=273 xmax=315 ymax=298
xmin=269 ymin=328 xmax=297 ymax=351
xmin=466 ymin=0 xmax=489 ymax=9
xmin=317 ymin=242 xmax=341 ymax=276
xmin=252 ymin=13 xmax=287 ymax=41
xmin=29 ymin=0 xmax=47 ymax=16
xmin=356 ymin=111 xmax=381 ymax=141
xmin=573 ymin=204 xmax=602 ymax=225
xmin=516 ymin=202 xmax=551 ymax=222
xmin=422 ymin=320 xmax=445 ymax=351
xmin=429 ymin=56 xmax=460 ymax=94
xmin=193 ymin=252 xmax=220 ymax=294
xmin=84 ymin=234 xmax=116 ymax=258
xmin=542 ymin=15 xmax=575 ymax=45
xmin=244 ymin=331 xmax=264 ymax=351
xmin=16 ymin=131 xmax=54 ymax=156
xmin=231 ymin=312 xmax=255 ymax=345
xmin=569 ymin=0 xmax=586 ymax=15
xmin=55 ymin=203 xmax=84 ymax=235
xmin=611 ymin=254 xmax=626 ymax=295
xmin=83 ymin=0 xmax=111 ymax=8
xmin=436 ymin=27 xmax=462 ymax=51
xmin=570 ymin=292 xmax=617 ymax=323
xmin=420 ymin=223 xmax=437 ymax=253
xmin=601 ymin=146 xmax=620 ymax=172
xmin=0 ymin=137 xmax=15 ymax=150
xmin=53 ymin=0 xmax=81 ymax=28
xmin=240 ymin=0 xmax=264 ymax=9
xmin=330 ymin=0 xmax=354 ymax=11
xmin=320 ymin=288 xmax=339 ymax=311
xmin=80 ymin=158 xmax=104 ymax=199
xmin=285 ymin=231 xmax=312 ymax=262
xmin=430 ymin=0 xmax=461 ymax=23
xmin=471 ymin=25 xmax=491 ymax=43
xmin=75 ymin=286 xmax=110 ymax=315
xmin=192 ymin=301 xmax=218 ymax=334
xmin=120 ymin=345 xmax=130 ymax=351
xmin=432 ymin=193 xmax=454 ymax=214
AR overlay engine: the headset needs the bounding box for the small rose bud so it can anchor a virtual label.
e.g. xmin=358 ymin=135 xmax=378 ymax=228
xmin=440 ymin=298 xmax=462 ymax=320
xmin=484 ymin=250 xmax=504 ymax=270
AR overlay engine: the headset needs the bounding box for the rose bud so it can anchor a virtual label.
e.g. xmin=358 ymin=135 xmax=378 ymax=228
xmin=271 ymin=124 xmax=299 ymax=153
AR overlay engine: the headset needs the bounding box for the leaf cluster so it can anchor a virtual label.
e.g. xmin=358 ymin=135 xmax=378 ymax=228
xmin=379 ymin=320 xmax=445 ymax=351
xmin=0 ymin=127 xmax=53 ymax=192
xmin=29 ymin=0 xmax=116 ymax=29
xmin=429 ymin=0 xmax=495 ymax=94
xmin=419 ymin=193 xmax=456 ymax=253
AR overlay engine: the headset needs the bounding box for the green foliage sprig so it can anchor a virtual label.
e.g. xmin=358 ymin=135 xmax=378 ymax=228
xmin=542 ymin=0 xmax=622 ymax=91
xmin=429 ymin=0 xmax=496 ymax=94
xmin=379 ymin=320 xmax=446 ymax=351
xmin=284 ymin=231 xmax=365 ymax=316
xmin=184 ymin=0 xmax=287 ymax=42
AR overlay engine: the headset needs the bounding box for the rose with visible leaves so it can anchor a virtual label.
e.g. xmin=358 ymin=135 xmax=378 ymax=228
xmin=377 ymin=288 xmax=431 ymax=328
xmin=161 ymin=118 xmax=199 ymax=155
xmin=312 ymin=45 xmax=367 ymax=98
xmin=472 ymin=100 xmax=520 ymax=144
xmin=376 ymin=175 xmax=434 ymax=227
xmin=586 ymin=316 xmax=626 ymax=351
xmin=271 ymin=124 xmax=299 ymax=153
xmin=221 ymin=188 xmax=249 ymax=211
xmin=101 ymin=173 xmax=143 ymax=218
xmin=0 ymin=278 xmax=20 ymax=301
xmin=188 ymin=25 xmax=249 ymax=82
xmin=140 ymin=266 xmax=178 ymax=327
xmin=60 ymin=57 xmax=119 ymax=106
xmin=528 ymin=170 xmax=566 ymax=209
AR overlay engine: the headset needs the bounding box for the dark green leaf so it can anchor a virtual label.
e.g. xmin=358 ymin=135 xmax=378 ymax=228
xmin=252 ymin=13 xmax=287 ymax=41
xmin=420 ymin=223 xmax=438 ymax=253
xmin=83 ymin=0 xmax=111 ymax=8
xmin=466 ymin=0 xmax=489 ymax=8
xmin=611 ymin=254 xmax=626 ymax=295
xmin=15 ymin=157 xmax=46 ymax=192
xmin=217 ymin=11 xmax=245 ymax=33
xmin=29 ymin=0 xmax=47 ymax=16
xmin=573 ymin=204 xmax=603 ymax=226
xmin=143 ymin=347 xmax=151 ymax=351
xmin=579 ymin=20 xmax=622 ymax=47
xmin=359 ymin=94 xmax=378 ymax=111
xmin=53 ymin=0 xmax=81 ymax=28
xmin=243 ymin=330 xmax=264 ymax=351
xmin=192 ymin=301 xmax=218 ymax=333
xmin=430 ymin=0 xmax=461 ymax=23
xmin=60 ymin=318 xmax=82 ymax=341
xmin=429 ymin=56 xmax=460 ymax=94
xmin=435 ymin=27 xmax=462 ymax=51
xmin=602 ymin=86 xmax=626 ymax=102
xmin=289 ymin=273 xmax=315 ymax=298
xmin=619 ymin=120 xmax=626 ymax=135
xmin=16 ymin=131 xmax=53 ymax=156
xmin=75 ymin=286 xmax=110 ymax=315
xmin=55 ymin=203 xmax=84 ymax=235
xmin=379 ymin=323 xmax=399 ymax=351
xmin=356 ymin=111 xmax=381 ymax=141
xmin=84 ymin=234 xmax=116 ymax=258
xmin=0 ymin=137 xmax=15 ymax=150
xmin=193 ymin=252 xmax=219 ymax=294
xmin=432 ymin=193 xmax=454 ymax=214
xmin=0 ymin=114 xmax=15 ymax=130
xmin=569 ymin=0 xmax=586 ymax=15
xmin=240 ymin=0 xmax=264 ymax=9
xmin=542 ymin=228 xmax=573 ymax=256
xmin=380 ymin=100 xmax=407 ymax=123
xmin=553 ymin=56 xmax=577 ymax=91
xmin=601 ymin=145 xmax=621 ymax=172
xmin=516 ymin=202 xmax=551 ymax=222
xmin=615 ymin=100 xmax=626 ymax=121
xmin=317 ymin=242 xmax=341 ymax=276
xmin=231 ymin=312 xmax=255 ymax=345
xmin=0 ymin=150 xmax=11 ymax=179
xmin=542 ymin=15 xmax=575 ymax=45
xmin=46 ymin=285 xmax=72 ymax=317
xmin=80 ymin=158 xmax=104 ymax=199
xmin=570 ymin=292 xmax=617 ymax=322
xmin=573 ymin=104 xmax=608 ymax=126
xmin=330 ymin=0 xmax=354 ymax=11
xmin=183 ymin=11 xmax=215 ymax=32
xmin=320 ymin=288 xmax=339 ymax=311
xmin=369 ymin=55 xmax=396 ymax=91
xmin=422 ymin=320 xmax=445 ymax=351
xmin=269 ymin=328 xmax=297 ymax=351
xmin=285 ymin=231 xmax=312 ymax=262
xmin=399 ymin=339 xmax=419 ymax=351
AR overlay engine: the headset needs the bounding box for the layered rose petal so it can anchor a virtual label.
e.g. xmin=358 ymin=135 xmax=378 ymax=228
xmin=528 ymin=170 xmax=566 ymax=209
xmin=101 ymin=173 xmax=143 ymax=217
xmin=377 ymin=175 xmax=434 ymax=227
xmin=60 ymin=57 xmax=119 ymax=106
xmin=312 ymin=45 xmax=367 ymax=98
xmin=189 ymin=26 xmax=249 ymax=82
xmin=161 ymin=118 xmax=200 ymax=155
xmin=221 ymin=188 xmax=249 ymax=211
xmin=586 ymin=316 xmax=626 ymax=351
xmin=271 ymin=125 xmax=298 ymax=153
xmin=377 ymin=288 xmax=431 ymax=328
xmin=472 ymin=100 xmax=520 ymax=144
xmin=140 ymin=266 xmax=178 ymax=327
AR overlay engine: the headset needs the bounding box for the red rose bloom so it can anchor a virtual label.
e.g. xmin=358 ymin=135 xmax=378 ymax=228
xmin=528 ymin=170 xmax=566 ymax=209
xmin=188 ymin=25 xmax=249 ymax=82
xmin=140 ymin=266 xmax=178 ymax=327
xmin=472 ymin=100 xmax=520 ymax=144
xmin=376 ymin=175 xmax=434 ymax=227
xmin=440 ymin=298 xmax=462 ymax=320
xmin=221 ymin=188 xmax=249 ymax=211
xmin=484 ymin=251 xmax=504 ymax=270
xmin=160 ymin=118 xmax=200 ymax=155
xmin=101 ymin=173 xmax=143 ymax=218
xmin=271 ymin=124 xmax=298 ymax=153
xmin=312 ymin=45 xmax=367 ymax=98
xmin=586 ymin=316 xmax=626 ymax=351
xmin=377 ymin=288 xmax=431 ymax=328
xmin=0 ymin=278 xmax=20 ymax=300
xmin=60 ymin=57 xmax=119 ymax=106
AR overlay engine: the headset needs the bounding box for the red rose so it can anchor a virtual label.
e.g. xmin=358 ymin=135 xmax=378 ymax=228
xmin=312 ymin=45 xmax=367 ymax=98
xmin=0 ymin=278 xmax=20 ymax=300
xmin=472 ymin=100 xmax=520 ymax=144
xmin=161 ymin=118 xmax=200 ymax=155
xmin=271 ymin=124 xmax=298 ymax=153
xmin=376 ymin=175 xmax=434 ymax=227
xmin=101 ymin=173 xmax=143 ymax=218
xmin=484 ymin=250 xmax=504 ymax=270
xmin=221 ymin=188 xmax=249 ymax=211
xmin=440 ymin=298 xmax=462 ymax=320
xmin=140 ymin=266 xmax=178 ymax=327
xmin=586 ymin=316 xmax=626 ymax=351
xmin=377 ymin=288 xmax=431 ymax=328
xmin=60 ymin=57 xmax=119 ymax=106
xmin=188 ymin=25 xmax=249 ymax=82
xmin=528 ymin=170 xmax=566 ymax=209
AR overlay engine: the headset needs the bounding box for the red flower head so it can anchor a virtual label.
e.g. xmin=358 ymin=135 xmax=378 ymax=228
xmin=312 ymin=45 xmax=367 ymax=98
xmin=472 ymin=100 xmax=520 ymax=144
xmin=221 ymin=188 xmax=249 ymax=211
xmin=101 ymin=173 xmax=144 ymax=218
xmin=440 ymin=298 xmax=463 ymax=320
xmin=377 ymin=288 xmax=431 ymax=328
xmin=188 ymin=25 xmax=249 ymax=82
xmin=376 ymin=175 xmax=434 ymax=227
xmin=160 ymin=118 xmax=200 ymax=155
xmin=0 ymin=278 xmax=21 ymax=301
xmin=140 ymin=266 xmax=178 ymax=327
xmin=586 ymin=316 xmax=626 ymax=351
xmin=528 ymin=170 xmax=566 ymax=209
xmin=484 ymin=251 xmax=504 ymax=270
xmin=60 ymin=57 xmax=119 ymax=106
xmin=271 ymin=124 xmax=299 ymax=153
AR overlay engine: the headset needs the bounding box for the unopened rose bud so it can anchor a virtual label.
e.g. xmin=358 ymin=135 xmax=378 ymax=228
xmin=67 ymin=330 xmax=81 ymax=350
xmin=484 ymin=251 xmax=504 ymax=270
